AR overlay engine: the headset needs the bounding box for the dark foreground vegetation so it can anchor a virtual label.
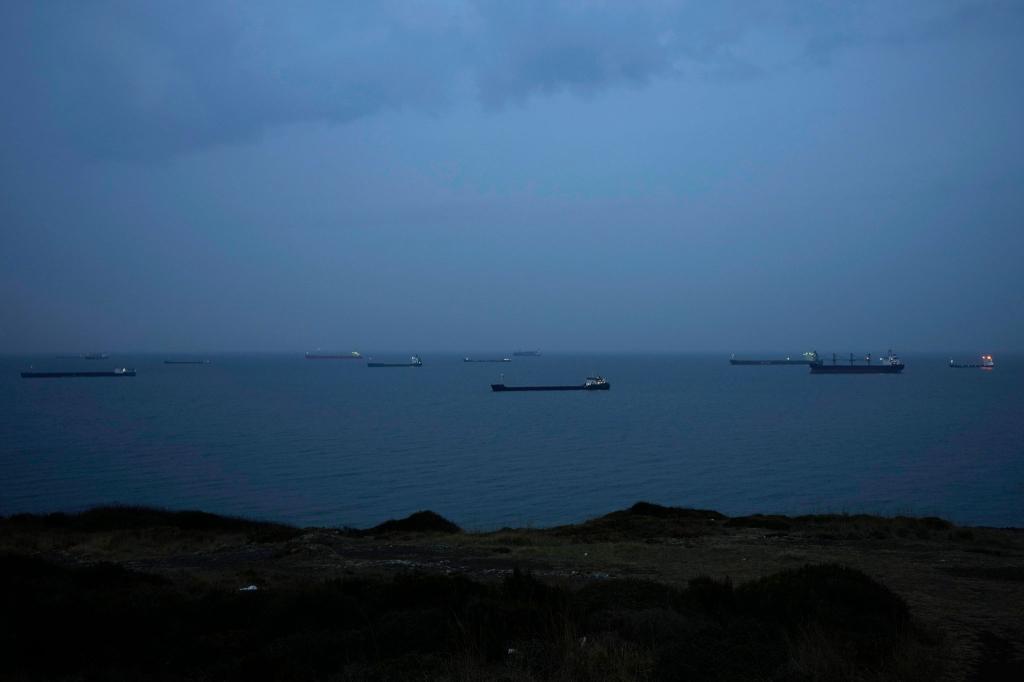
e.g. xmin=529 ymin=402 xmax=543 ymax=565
xmin=2 ymin=503 xmax=1022 ymax=680
xmin=1 ymin=555 xmax=931 ymax=681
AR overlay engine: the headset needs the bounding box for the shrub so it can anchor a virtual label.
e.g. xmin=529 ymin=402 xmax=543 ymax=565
xmin=360 ymin=510 xmax=462 ymax=535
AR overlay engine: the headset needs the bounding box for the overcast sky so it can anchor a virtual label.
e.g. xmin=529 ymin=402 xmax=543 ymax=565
xmin=2 ymin=1 xmax=1022 ymax=353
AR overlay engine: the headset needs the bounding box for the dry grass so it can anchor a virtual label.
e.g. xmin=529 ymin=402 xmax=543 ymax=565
xmin=2 ymin=503 xmax=1023 ymax=679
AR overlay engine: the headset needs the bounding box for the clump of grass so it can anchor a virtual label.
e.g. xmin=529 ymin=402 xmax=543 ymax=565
xmin=739 ymin=564 xmax=910 ymax=659
xmin=2 ymin=505 xmax=300 ymax=543
xmin=726 ymin=514 xmax=792 ymax=531
xmin=625 ymin=502 xmax=726 ymax=520
xmin=941 ymin=565 xmax=1024 ymax=582
xmin=549 ymin=502 xmax=726 ymax=543
xmin=540 ymin=501 xmax=959 ymax=545
xmin=354 ymin=510 xmax=462 ymax=536
xmin=724 ymin=511 xmax=959 ymax=542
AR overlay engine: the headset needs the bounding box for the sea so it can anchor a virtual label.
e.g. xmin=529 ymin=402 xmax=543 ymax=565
xmin=2 ymin=353 xmax=1022 ymax=530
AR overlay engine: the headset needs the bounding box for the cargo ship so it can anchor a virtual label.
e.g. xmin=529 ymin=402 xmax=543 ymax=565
xmin=512 ymin=350 xmax=542 ymax=357
xmin=491 ymin=376 xmax=609 ymax=392
xmin=56 ymin=353 xmax=109 ymax=360
xmin=949 ymin=354 xmax=994 ymax=369
xmin=22 ymin=367 xmax=136 ymax=379
xmin=368 ymin=355 xmax=422 ymax=368
xmin=809 ymin=351 xmax=904 ymax=374
xmin=164 ymin=360 xmax=211 ymax=365
xmin=464 ymin=357 xmax=511 ymax=363
xmin=305 ymin=351 xmax=362 ymax=360
xmin=730 ymin=351 xmax=818 ymax=366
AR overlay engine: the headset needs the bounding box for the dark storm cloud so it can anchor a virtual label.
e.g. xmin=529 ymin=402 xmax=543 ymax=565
xmin=2 ymin=2 xmax=469 ymax=159
xmin=3 ymin=1 xmax=991 ymax=161
xmin=798 ymin=0 xmax=1024 ymax=66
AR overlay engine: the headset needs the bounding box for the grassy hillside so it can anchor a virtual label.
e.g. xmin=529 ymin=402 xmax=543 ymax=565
xmin=2 ymin=503 xmax=1022 ymax=680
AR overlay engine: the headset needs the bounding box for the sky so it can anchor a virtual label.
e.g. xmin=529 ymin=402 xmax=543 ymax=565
xmin=1 ymin=0 xmax=1022 ymax=353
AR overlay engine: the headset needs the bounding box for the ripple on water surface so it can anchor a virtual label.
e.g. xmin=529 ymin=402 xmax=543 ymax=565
xmin=1 ymin=353 xmax=1022 ymax=528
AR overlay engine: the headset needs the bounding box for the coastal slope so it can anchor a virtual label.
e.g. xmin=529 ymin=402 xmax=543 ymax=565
xmin=2 ymin=503 xmax=1022 ymax=680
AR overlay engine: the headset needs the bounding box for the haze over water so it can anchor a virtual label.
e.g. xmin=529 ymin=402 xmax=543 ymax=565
xmin=3 ymin=353 xmax=1021 ymax=529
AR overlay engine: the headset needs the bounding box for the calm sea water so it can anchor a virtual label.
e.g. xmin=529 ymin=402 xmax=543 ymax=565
xmin=2 ymin=353 xmax=1022 ymax=529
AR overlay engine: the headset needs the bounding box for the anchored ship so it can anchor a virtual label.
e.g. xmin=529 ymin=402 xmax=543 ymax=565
xmin=22 ymin=367 xmax=136 ymax=379
xmin=730 ymin=351 xmax=818 ymax=366
xmin=305 ymin=351 xmax=362 ymax=360
xmin=464 ymin=357 xmax=511 ymax=363
xmin=809 ymin=351 xmax=904 ymax=374
xmin=368 ymin=355 xmax=422 ymax=368
xmin=949 ymin=354 xmax=994 ymax=369
xmin=512 ymin=350 xmax=542 ymax=357
xmin=491 ymin=375 xmax=609 ymax=392
xmin=164 ymin=360 xmax=211 ymax=365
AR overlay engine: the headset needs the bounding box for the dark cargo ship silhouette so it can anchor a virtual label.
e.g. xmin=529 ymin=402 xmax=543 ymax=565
xmin=22 ymin=367 xmax=136 ymax=379
xmin=464 ymin=357 xmax=511 ymax=363
xmin=491 ymin=376 xmax=609 ymax=392
xmin=809 ymin=351 xmax=904 ymax=374
xmin=512 ymin=350 xmax=542 ymax=357
xmin=305 ymin=351 xmax=362 ymax=360
xmin=730 ymin=351 xmax=817 ymax=366
xmin=368 ymin=355 xmax=422 ymax=368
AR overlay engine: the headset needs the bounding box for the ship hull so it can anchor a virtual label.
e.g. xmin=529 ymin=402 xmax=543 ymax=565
xmin=491 ymin=383 xmax=609 ymax=392
xmin=22 ymin=370 xmax=136 ymax=378
xmin=368 ymin=363 xmax=421 ymax=368
xmin=730 ymin=359 xmax=812 ymax=365
xmin=809 ymin=364 xmax=903 ymax=374
xmin=305 ymin=356 xmax=362 ymax=360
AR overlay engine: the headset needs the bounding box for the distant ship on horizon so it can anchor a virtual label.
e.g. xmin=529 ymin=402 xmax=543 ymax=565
xmin=512 ymin=349 xmax=542 ymax=357
xmin=368 ymin=355 xmax=422 ymax=368
xmin=23 ymin=367 xmax=135 ymax=379
xmin=305 ymin=350 xmax=362 ymax=360
xmin=949 ymin=354 xmax=994 ymax=369
xmin=730 ymin=351 xmax=817 ymax=366
xmin=810 ymin=351 xmax=904 ymax=374
xmin=491 ymin=375 xmax=608 ymax=392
